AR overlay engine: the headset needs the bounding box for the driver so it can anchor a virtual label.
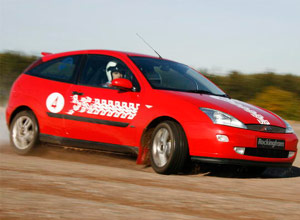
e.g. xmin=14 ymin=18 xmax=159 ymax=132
xmin=104 ymin=61 xmax=123 ymax=87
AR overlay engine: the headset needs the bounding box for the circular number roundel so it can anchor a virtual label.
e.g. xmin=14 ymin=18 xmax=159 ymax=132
xmin=46 ymin=92 xmax=65 ymax=113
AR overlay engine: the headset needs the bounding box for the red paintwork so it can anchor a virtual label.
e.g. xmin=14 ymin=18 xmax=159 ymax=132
xmin=41 ymin=52 xmax=52 ymax=56
xmin=111 ymin=78 xmax=133 ymax=90
xmin=6 ymin=50 xmax=298 ymax=166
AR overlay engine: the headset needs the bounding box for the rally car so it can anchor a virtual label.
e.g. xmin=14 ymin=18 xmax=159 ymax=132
xmin=6 ymin=50 xmax=298 ymax=174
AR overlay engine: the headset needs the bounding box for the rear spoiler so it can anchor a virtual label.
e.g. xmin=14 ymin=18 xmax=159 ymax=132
xmin=41 ymin=52 xmax=52 ymax=56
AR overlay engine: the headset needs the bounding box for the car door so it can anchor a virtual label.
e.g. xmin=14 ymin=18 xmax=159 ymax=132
xmin=25 ymin=55 xmax=83 ymax=138
xmin=64 ymin=54 xmax=143 ymax=148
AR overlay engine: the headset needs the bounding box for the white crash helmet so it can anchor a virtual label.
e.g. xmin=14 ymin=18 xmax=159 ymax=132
xmin=106 ymin=61 xmax=122 ymax=82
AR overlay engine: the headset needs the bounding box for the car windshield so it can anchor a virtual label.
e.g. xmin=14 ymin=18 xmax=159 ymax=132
xmin=130 ymin=56 xmax=227 ymax=97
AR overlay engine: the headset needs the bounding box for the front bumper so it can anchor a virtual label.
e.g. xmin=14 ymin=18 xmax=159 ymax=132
xmin=191 ymin=156 xmax=292 ymax=167
xmin=185 ymin=122 xmax=298 ymax=167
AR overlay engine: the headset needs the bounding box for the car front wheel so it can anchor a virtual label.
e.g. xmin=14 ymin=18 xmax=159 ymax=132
xmin=150 ymin=120 xmax=188 ymax=174
xmin=10 ymin=110 xmax=39 ymax=155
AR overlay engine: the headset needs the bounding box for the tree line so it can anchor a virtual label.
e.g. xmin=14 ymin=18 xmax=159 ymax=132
xmin=204 ymin=72 xmax=300 ymax=120
xmin=1 ymin=51 xmax=299 ymax=120
xmin=0 ymin=51 xmax=37 ymax=105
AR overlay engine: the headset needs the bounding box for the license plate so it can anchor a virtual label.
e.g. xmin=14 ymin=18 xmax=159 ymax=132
xmin=257 ymin=138 xmax=285 ymax=150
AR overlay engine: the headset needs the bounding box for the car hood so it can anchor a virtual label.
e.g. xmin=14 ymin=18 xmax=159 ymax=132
xmin=169 ymin=91 xmax=286 ymax=127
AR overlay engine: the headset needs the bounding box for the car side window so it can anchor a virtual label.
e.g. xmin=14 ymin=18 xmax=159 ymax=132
xmin=26 ymin=55 xmax=81 ymax=83
xmin=79 ymin=55 xmax=140 ymax=91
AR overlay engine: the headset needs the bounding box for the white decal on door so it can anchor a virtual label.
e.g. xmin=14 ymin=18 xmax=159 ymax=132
xmin=46 ymin=92 xmax=65 ymax=113
xmin=210 ymin=96 xmax=270 ymax=125
xmin=145 ymin=105 xmax=153 ymax=109
xmin=67 ymin=95 xmax=140 ymax=120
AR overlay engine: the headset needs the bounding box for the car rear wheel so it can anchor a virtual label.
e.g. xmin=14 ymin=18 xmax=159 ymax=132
xmin=150 ymin=121 xmax=188 ymax=174
xmin=10 ymin=110 xmax=39 ymax=155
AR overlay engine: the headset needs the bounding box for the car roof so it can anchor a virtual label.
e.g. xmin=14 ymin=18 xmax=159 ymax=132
xmin=41 ymin=49 xmax=159 ymax=62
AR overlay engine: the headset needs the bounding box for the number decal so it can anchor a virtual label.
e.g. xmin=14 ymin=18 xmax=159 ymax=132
xmin=46 ymin=93 xmax=65 ymax=113
xmin=51 ymin=97 xmax=59 ymax=108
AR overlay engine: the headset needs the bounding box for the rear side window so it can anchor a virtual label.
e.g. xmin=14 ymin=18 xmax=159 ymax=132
xmin=26 ymin=55 xmax=81 ymax=83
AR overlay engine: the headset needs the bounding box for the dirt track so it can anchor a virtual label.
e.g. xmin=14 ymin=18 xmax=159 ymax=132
xmin=1 ymin=107 xmax=300 ymax=220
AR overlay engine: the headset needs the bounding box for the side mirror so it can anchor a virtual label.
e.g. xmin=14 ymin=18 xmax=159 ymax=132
xmin=111 ymin=78 xmax=133 ymax=90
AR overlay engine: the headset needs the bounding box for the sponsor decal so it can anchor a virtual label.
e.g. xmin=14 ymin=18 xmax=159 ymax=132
xmin=257 ymin=138 xmax=285 ymax=149
xmin=67 ymin=95 xmax=140 ymax=120
xmin=210 ymin=96 xmax=270 ymax=125
xmin=46 ymin=92 xmax=65 ymax=113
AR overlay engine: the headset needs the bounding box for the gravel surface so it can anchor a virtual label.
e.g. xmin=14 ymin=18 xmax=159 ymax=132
xmin=0 ymin=107 xmax=299 ymax=220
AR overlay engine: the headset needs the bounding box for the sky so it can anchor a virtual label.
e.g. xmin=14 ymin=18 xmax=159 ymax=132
xmin=0 ymin=0 xmax=300 ymax=75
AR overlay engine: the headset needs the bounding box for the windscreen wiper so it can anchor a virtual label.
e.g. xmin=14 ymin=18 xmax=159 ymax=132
xmin=186 ymin=90 xmax=230 ymax=98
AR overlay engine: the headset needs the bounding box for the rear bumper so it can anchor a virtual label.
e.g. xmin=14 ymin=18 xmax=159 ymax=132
xmin=5 ymin=105 xmax=13 ymax=128
xmin=191 ymin=156 xmax=292 ymax=167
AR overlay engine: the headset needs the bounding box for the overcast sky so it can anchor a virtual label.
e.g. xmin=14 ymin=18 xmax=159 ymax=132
xmin=0 ymin=0 xmax=299 ymax=75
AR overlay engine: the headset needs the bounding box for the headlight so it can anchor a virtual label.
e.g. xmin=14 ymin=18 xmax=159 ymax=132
xmin=272 ymin=113 xmax=294 ymax=134
xmin=284 ymin=120 xmax=294 ymax=134
xmin=200 ymin=108 xmax=246 ymax=129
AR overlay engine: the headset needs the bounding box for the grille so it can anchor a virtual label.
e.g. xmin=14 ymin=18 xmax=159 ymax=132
xmin=246 ymin=124 xmax=286 ymax=133
xmin=244 ymin=147 xmax=289 ymax=158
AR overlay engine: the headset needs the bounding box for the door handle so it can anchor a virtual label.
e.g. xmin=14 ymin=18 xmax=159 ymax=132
xmin=72 ymin=91 xmax=84 ymax=96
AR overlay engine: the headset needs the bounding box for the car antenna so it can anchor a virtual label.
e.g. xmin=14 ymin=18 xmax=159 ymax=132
xmin=136 ymin=33 xmax=162 ymax=59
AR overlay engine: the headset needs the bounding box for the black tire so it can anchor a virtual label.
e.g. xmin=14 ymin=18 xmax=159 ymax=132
xmin=10 ymin=110 xmax=39 ymax=155
xmin=150 ymin=120 xmax=188 ymax=174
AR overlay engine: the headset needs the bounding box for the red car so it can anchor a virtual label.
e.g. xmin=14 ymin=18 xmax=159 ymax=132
xmin=6 ymin=50 xmax=298 ymax=174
